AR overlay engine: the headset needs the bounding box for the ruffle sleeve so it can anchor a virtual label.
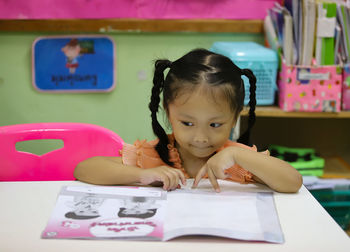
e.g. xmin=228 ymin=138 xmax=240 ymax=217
xmin=120 ymin=137 xmax=183 ymax=172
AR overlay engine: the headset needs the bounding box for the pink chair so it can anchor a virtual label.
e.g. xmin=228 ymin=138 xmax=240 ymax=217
xmin=0 ymin=123 xmax=124 ymax=181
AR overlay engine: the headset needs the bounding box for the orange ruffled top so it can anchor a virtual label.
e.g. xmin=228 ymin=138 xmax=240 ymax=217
xmin=120 ymin=134 xmax=256 ymax=184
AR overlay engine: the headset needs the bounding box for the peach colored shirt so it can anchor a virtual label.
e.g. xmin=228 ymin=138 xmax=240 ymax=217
xmin=121 ymin=134 xmax=256 ymax=184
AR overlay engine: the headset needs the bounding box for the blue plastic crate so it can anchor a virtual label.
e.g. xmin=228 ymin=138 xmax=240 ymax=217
xmin=210 ymin=42 xmax=278 ymax=105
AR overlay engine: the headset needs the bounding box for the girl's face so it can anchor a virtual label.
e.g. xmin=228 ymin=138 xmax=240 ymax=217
xmin=168 ymin=85 xmax=236 ymax=160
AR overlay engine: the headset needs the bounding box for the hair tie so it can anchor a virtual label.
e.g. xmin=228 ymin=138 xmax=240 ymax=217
xmin=155 ymin=60 xmax=172 ymax=72
xmin=166 ymin=60 xmax=172 ymax=69
xmin=241 ymin=68 xmax=249 ymax=76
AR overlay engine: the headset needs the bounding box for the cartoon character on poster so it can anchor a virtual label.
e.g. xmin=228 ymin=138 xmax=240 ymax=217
xmin=33 ymin=36 xmax=115 ymax=91
xmin=61 ymin=39 xmax=81 ymax=74
xmin=65 ymin=194 xmax=104 ymax=220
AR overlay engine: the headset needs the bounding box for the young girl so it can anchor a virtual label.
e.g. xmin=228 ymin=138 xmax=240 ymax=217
xmin=74 ymin=49 xmax=302 ymax=193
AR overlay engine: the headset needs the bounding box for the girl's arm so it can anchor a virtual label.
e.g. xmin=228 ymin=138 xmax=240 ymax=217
xmin=74 ymin=156 xmax=186 ymax=190
xmin=194 ymin=146 xmax=303 ymax=193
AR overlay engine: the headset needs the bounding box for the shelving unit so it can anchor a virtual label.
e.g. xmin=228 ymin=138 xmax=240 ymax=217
xmin=242 ymin=106 xmax=350 ymax=119
xmin=241 ymin=106 xmax=350 ymax=179
xmin=242 ymin=106 xmax=350 ymax=234
xmin=242 ymin=106 xmax=350 ymax=118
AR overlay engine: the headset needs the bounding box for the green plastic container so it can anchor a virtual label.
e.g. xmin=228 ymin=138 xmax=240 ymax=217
xmin=269 ymin=145 xmax=325 ymax=176
xmin=310 ymin=189 xmax=350 ymax=230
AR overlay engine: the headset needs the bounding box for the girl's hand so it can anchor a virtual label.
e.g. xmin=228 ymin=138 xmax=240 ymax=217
xmin=139 ymin=166 xmax=186 ymax=191
xmin=193 ymin=147 xmax=236 ymax=192
xmin=193 ymin=148 xmax=271 ymax=192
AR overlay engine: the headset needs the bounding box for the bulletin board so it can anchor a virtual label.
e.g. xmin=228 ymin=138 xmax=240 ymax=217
xmin=0 ymin=0 xmax=281 ymax=20
xmin=32 ymin=36 xmax=115 ymax=92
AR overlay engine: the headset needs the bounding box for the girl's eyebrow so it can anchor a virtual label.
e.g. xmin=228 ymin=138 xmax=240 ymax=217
xmin=178 ymin=113 xmax=194 ymax=119
xmin=178 ymin=113 xmax=227 ymax=121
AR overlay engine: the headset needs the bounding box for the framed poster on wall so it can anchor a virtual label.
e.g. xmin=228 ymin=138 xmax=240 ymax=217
xmin=32 ymin=35 xmax=115 ymax=92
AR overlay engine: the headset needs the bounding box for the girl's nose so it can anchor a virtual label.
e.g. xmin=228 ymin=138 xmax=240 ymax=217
xmin=193 ymin=130 xmax=209 ymax=144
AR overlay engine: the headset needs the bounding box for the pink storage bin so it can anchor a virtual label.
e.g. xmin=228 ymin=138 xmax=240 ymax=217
xmin=342 ymin=63 xmax=350 ymax=110
xmin=278 ymin=61 xmax=342 ymax=112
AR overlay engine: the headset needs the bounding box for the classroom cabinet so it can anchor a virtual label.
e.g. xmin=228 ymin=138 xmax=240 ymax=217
xmin=241 ymin=107 xmax=350 ymax=178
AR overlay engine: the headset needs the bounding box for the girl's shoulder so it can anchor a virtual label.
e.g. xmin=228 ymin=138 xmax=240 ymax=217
xmin=121 ymin=137 xmax=160 ymax=161
xmin=121 ymin=134 xmax=182 ymax=169
xmin=124 ymin=134 xmax=175 ymax=153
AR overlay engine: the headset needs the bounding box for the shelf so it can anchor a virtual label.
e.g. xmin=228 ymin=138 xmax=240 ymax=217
xmin=322 ymin=156 xmax=350 ymax=179
xmin=241 ymin=106 xmax=350 ymax=118
xmin=0 ymin=19 xmax=263 ymax=33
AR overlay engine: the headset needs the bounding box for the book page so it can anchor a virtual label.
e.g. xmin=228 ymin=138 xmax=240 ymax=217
xmin=42 ymin=186 xmax=166 ymax=240
xmin=163 ymin=179 xmax=284 ymax=243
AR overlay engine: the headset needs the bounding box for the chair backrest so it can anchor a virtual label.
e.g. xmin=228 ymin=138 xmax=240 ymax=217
xmin=0 ymin=123 xmax=124 ymax=181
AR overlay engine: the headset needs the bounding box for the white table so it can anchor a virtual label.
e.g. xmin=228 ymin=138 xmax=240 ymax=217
xmin=1 ymin=180 xmax=349 ymax=252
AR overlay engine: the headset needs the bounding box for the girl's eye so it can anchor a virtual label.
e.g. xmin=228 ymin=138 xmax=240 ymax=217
xmin=181 ymin=121 xmax=194 ymax=126
xmin=210 ymin=123 xmax=222 ymax=128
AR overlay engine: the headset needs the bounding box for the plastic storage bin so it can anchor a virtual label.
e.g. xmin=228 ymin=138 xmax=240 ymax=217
xmin=210 ymin=42 xmax=278 ymax=105
xmin=278 ymin=60 xmax=343 ymax=112
xmin=342 ymin=63 xmax=350 ymax=110
xmin=310 ymin=189 xmax=350 ymax=230
xmin=269 ymin=145 xmax=325 ymax=177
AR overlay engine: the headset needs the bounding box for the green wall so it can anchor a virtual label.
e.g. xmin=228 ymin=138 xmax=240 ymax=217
xmin=0 ymin=32 xmax=263 ymax=144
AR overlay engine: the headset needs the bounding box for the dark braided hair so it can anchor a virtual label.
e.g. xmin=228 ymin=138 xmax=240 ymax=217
xmin=149 ymin=49 xmax=257 ymax=165
xmin=237 ymin=68 xmax=256 ymax=145
xmin=149 ymin=60 xmax=172 ymax=165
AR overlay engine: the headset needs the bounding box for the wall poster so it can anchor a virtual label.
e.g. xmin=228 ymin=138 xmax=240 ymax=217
xmin=32 ymin=36 xmax=115 ymax=92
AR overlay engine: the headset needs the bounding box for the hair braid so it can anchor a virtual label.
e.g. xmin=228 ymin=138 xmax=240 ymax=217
xmin=237 ymin=68 xmax=256 ymax=146
xmin=149 ymin=59 xmax=173 ymax=165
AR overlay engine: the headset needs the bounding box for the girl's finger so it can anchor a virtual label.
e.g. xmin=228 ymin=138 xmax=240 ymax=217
xmin=174 ymin=169 xmax=186 ymax=185
xmin=165 ymin=170 xmax=178 ymax=190
xmin=170 ymin=173 xmax=179 ymax=190
xmin=160 ymin=173 xmax=170 ymax=190
xmin=208 ymin=168 xmax=220 ymax=193
xmin=193 ymin=164 xmax=208 ymax=188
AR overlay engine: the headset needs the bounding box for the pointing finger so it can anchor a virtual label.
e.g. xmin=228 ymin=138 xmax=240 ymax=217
xmin=208 ymin=168 xmax=220 ymax=193
xmin=193 ymin=164 xmax=208 ymax=188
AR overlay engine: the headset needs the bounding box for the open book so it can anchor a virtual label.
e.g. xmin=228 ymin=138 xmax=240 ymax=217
xmin=42 ymin=180 xmax=284 ymax=243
